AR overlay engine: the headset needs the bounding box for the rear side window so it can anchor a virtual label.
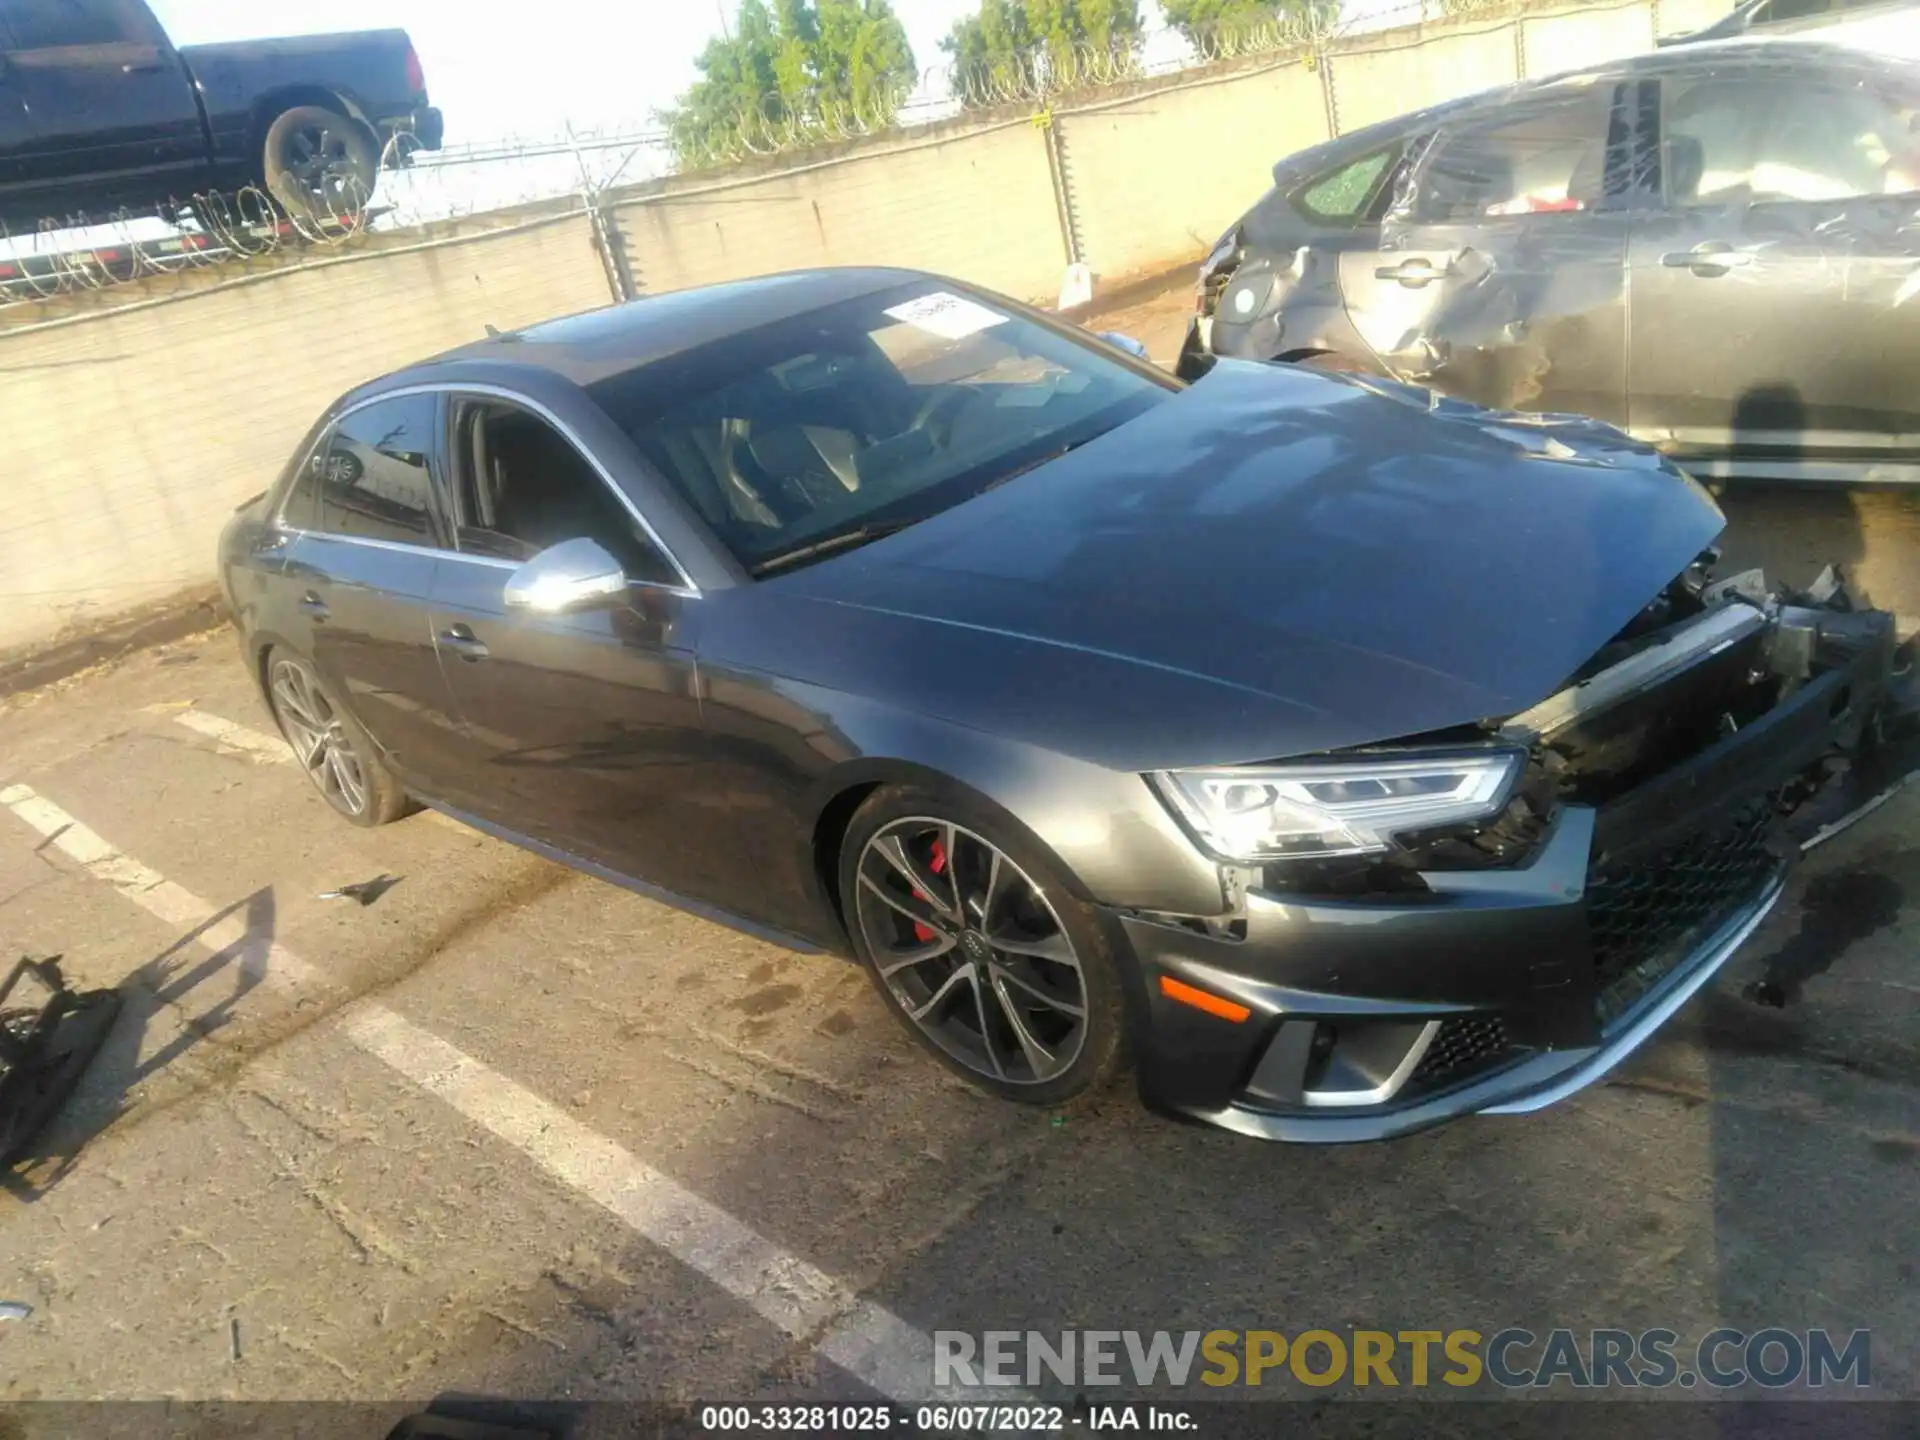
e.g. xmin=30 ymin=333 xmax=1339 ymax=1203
xmin=274 ymin=410 xmax=335 ymax=531
xmin=2 ymin=0 xmax=163 ymax=48
xmin=309 ymin=394 xmax=443 ymax=546
xmin=1295 ymin=146 xmax=1402 ymax=223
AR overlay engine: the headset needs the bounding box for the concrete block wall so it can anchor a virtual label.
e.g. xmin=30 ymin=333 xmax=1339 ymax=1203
xmin=611 ymin=118 xmax=1069 ymax=305
xmin=1523 ymin=4 xmax=1660 ymax=79
xmin=1057 ymin=62 xmax=1333 ymax=281
xmin=1329 ymin=23 xmax=1524 ymax=133
xmin=0 ymin=214 xmax=612 ymax=654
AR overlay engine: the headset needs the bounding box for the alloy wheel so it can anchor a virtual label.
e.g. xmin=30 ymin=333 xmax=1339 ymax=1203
xmin=283 ymin=123 xmax=368 ymax=215
xmin=269 ymin=658 xmax=369 ymax=818
xmin=853 ymin=817 xmax=1088 ymax=1085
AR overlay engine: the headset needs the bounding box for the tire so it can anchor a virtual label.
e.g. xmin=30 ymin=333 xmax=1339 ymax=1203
xmin=262 ymin=648 xmax=410 ymax=828
xmin=838 ymin=783 xmax=1129 ymax=1108
xmin=262 ymin=105 xmax=378 ymax=223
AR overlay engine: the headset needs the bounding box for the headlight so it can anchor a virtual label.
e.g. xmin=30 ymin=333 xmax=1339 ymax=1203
xmin=1149 ymin=751 xmax=1523 ymax=863
xmin=1198 ymin=226 xmax=1241 ymax=285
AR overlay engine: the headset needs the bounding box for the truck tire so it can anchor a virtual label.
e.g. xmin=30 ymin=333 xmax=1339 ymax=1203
xmin=263 ymin=105 xmax=378 ymax=224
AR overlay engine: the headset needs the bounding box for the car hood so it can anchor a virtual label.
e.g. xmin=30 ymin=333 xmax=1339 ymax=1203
xmin=767 ymin=360 xmax=1724 ymax=770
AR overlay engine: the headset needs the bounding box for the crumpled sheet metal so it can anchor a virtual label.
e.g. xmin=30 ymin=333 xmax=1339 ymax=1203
xmin=1358 ymin=45 xmax=1920 ymax=420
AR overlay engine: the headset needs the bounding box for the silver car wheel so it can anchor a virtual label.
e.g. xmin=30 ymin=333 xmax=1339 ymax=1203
xmin=268 ymin=657 xmax=369 ymax=819
xmin=854 ymin=816 xmax=1088 ymax=1085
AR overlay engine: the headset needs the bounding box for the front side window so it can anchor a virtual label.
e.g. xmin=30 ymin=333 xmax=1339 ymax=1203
xmin=1411 ymin=85 xmax=1619 ymax=222
xmin=451 ymin=399 xmax=682 ymax=588
xmin=1662 ymin=73 xmax=1920 ymax=204
xmin=2 ymin=0 xmax=161 ymax=48
xmin=310 ymin=394 xmax=442 ymax=546
xmin=586 ymin=282 xmax=1171 ymax=575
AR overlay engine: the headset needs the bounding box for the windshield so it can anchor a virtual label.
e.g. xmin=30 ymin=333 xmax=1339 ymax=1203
xmin=585 ymin=281 xmax=1172 ymax=574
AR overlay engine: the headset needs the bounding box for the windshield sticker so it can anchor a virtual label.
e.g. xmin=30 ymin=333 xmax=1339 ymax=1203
xmin=884 ymin=291 xmax=1010 ymax=340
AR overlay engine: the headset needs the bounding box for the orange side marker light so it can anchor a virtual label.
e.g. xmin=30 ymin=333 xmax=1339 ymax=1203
xmin=1159 ymin=975 xmax=1251 ymax=1023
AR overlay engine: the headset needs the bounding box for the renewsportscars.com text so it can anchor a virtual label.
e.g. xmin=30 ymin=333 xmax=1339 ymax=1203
xmin=932 ymin=1328 xmax=1872 ymax=1391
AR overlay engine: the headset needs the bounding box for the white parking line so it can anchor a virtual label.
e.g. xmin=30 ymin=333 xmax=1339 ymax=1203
xmin=160 ymin=707 xmax=470 ymax=833
xmin=167 ymin=707 xmax=298 ymax=765
xmin=0 ymin=781 xmax=963 ymax=1405
xmin=0 ymin=783 xmax=324 ymax=996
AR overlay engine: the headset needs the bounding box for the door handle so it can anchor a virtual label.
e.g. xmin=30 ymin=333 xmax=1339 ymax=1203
xmin=1374 ymin=258 xmax=1451 ymax=286
xmin=1661 ymin=243 xmax=1754 ymax=275
xmin=121 ymin=61 xmax=165 ymax=74
xmin=299 ymin=591 xmax=330 ymax=621
xmin=438 ymin=624 xmax=489 ymax=662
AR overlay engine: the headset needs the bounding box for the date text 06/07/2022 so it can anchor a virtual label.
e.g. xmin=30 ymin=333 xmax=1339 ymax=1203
xmin=696 ymin=1404 xmax=1198 ymax=1432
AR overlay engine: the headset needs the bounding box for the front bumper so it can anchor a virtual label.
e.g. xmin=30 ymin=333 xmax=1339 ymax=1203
xmin=1113 ymin=606 xmax=1903 ymax=1143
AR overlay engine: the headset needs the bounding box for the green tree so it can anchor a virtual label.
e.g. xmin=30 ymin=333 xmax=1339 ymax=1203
xmin=665 ymin=0 xmax=916 ymax=167
xmin=941 ymin=0 xmax=1145 ymax=104
xmin=1159 ymin=0 xmax=1338 ymax=48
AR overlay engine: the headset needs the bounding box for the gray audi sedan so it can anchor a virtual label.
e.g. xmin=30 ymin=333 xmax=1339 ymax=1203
xmin=218 ymin=266 xmax=1910 ymax=1142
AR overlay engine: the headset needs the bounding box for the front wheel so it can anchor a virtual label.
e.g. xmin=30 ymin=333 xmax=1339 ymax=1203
xmin=264 ymin=650 xmax=409 ymax=827
xmin=839 ymin=785 xmax=1129 ymax=1107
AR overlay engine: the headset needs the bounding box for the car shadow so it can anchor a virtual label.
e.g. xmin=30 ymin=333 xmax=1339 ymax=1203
xmin=1714 ymin=380 xmax=1870 ymax=603
xmin=2 ymin=886 xmax=279 ymax=1202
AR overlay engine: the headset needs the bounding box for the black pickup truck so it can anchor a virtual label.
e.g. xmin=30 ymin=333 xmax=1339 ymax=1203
xmin=0 ymin=0 xmax=443 ymax=230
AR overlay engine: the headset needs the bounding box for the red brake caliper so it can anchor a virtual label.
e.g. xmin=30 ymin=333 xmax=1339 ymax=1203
xmin=912 ymin=839 xmax=948 ymax=944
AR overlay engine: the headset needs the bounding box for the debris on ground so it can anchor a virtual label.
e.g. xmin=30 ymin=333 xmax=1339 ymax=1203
xmin=317 ymin=873 xmax=402 ymax=907
xmin=0 ymin=955 xmax=121 ymax=1166
xmin=0 ymin=1301 xmax=32 ymax=1322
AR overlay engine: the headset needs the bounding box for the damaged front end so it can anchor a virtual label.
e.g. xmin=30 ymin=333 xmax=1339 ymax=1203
xmin=1492 ymin=557 xmax=1911 ymax=1031
xmin=1133 ymin=549 xmax=1917 ymax=1142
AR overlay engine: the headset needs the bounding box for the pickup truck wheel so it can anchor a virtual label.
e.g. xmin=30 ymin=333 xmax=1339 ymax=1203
xmin=263 ymin=105 xmax=378 ymax=224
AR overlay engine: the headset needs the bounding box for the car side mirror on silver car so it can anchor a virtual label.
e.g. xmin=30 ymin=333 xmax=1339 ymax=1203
xmin=1096 ymin=331 xmax=1150 ymax=360
xmin=502 ymin=537 xmax=628 ymax=614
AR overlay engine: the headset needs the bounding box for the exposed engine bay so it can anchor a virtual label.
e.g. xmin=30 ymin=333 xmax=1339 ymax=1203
xmin=1256 ymin=553 xmax=1917 ymax=901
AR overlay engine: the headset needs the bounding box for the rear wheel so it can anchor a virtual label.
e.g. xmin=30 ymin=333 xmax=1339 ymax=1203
xmin=264 ymin=650 xmax=408 ymax=827
xmin=839 ymin=784 xmax=1128 ymax=1108
xmin=263 ymin=105 xmax=378 ymax=223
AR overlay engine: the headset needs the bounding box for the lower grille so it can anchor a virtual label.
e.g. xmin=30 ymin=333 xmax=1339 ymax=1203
xmin=1587 ymin=805 xmax=1781 ymax=1027
xmin=1409 ymin=1014 xmax=1512 ymax=1087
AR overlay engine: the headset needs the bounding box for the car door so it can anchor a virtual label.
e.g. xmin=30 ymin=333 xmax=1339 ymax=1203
xmin=0 ymin=14 xmax=32 ymax=192
xmin=277 ymin=390 xmax=469 ymax=796
xmin=425 ymin=392 xmax=726 ymax=903
xmin=0 ymin=0 xmax=204 ymax=214
xmin=1337 ymin=77 xmax=1645 ymax=423
xmin=1625 ymin=61 xmax=1920 ymax=473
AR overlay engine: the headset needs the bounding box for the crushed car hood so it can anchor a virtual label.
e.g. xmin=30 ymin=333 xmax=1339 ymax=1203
xmin=768 ymin=359 xmax=1725 ymax=769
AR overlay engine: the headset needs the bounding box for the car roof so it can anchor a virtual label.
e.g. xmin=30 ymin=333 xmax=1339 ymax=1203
xmin=345 ymin=265 xmax=932 ymax=405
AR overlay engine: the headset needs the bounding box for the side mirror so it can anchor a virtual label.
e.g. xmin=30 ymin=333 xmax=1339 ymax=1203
xmin=1096 ymin=331 xmax=1150 ymax=360
xmin=503 ymin=537 xmax=627 ymax=614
